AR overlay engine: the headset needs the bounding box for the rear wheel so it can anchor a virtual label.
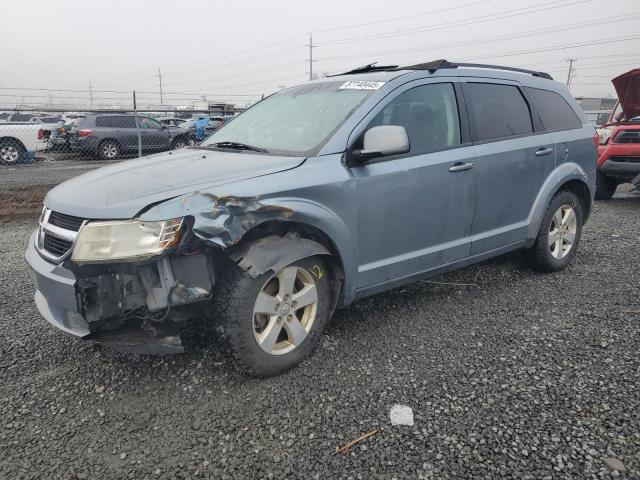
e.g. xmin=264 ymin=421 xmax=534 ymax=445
xmin=214 ymin=255 xmax=331 ymax=376
xmin=595 ymin=171 xmax=617 ymax=200
xmin=0 ymin=139 xmax=26 ymax=165
xmin=98 ymin=140 xmax=120 ymax=160
xmin=524 ymin=190 xmax=583 ymax=272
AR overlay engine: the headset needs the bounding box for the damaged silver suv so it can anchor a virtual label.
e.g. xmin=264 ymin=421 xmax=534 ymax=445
xmin=26 ymin=60 xmax=597 ymax=376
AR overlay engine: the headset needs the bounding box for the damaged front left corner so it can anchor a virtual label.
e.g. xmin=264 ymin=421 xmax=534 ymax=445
xmin=189 ymin=193 xmax=295 ymax=248
xmin=72 ymin=252 xmax=214 ymax=354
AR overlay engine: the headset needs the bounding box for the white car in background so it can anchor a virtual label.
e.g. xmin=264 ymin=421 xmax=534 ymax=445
xmin=0 ymin=122 xmax=47 ymax=164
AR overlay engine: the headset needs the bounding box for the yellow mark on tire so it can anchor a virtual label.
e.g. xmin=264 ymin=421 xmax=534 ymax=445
xmin=311 ymin=265 xmax=324 ymax=280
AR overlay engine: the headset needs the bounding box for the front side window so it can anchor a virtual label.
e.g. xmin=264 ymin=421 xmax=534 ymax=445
xmin=202 ymin=81 xmax=377 ymax=156
xmin=465 ymin=83 xmax=533 ymax=141
xmin=525 ymin=87 xmax=582 ymax=131
xmin=367 ymin=83 xmax=461 ymax=155
xmin=139 ymin=117 xmax=162 ymax=129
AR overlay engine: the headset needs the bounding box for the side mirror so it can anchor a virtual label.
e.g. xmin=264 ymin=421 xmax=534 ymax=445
xmin=348 ymin=125 xmax=410 ymax=166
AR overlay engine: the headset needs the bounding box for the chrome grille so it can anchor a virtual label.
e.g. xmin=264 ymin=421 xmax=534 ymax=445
xmin=36 ymin=208 xmax=86 ymax=262
xmin=48 ymin=211 xmax=84 ymax=231
xmin=43 ymin=233 xmax=73 ymax=257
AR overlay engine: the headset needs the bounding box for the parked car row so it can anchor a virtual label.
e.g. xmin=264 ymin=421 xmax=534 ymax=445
xmin=0 ymin=111 xmax=237 ymax=160
xmin=68 ymin=114 xmax=192 ymax=159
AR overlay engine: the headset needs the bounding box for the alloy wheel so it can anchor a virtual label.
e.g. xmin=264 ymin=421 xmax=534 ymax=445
xmin=102 ymin=143 xmax=118 ymax=158
xmin=252 ymin=266 xmax=319 ymax=355
xmin=549 ymin=204 xmax=577 ymax=259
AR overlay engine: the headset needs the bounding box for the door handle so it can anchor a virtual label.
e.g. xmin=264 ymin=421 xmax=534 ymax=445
xmin=535 ymin=147 xmax=554 ymax=156
xmin=448 ymin=162 xmax=474 ymax=172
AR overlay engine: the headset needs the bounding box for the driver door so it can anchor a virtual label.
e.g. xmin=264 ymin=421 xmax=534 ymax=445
xmin=139 ymin=117 xmax=170 ymax=150
xmin=351 ymin=81 xmax=477 ymax=288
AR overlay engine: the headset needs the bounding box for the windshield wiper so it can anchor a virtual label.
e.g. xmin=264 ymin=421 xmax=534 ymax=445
xmin=209 ymin=141 xmax=269 ymax=153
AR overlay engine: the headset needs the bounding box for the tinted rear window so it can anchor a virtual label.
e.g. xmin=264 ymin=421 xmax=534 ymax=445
xmin=525 ymin=87 xmax=582 ymax=131
xmin=464 ymin=83 xmax=533 ymax=141
xmin=95 ymin=115 xmax=135 ymax=128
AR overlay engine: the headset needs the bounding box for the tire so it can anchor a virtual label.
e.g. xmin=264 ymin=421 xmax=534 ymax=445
xmin=171 ymin=136 xmax=189 ymax=150
xmin=214 ymin=255 xmax=332 ymax=376
xmin=98 ymin=140 xmax=120 ymax=160
xmin=595 ymin=171 xmax=616 ymax=200
xmin=524 ymin=190 xmax=583 ymax=272
xmin=0 ymin=139 xmax=27 ymax=165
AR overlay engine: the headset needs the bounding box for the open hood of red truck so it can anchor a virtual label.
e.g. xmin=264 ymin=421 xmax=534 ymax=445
xmin=613 ymin=68 xmax=640 ymax=120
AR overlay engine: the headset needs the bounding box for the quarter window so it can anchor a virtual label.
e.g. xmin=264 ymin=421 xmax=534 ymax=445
xmin=525 ymin=87 xmax=582 ymax=131
xmin=465 ymin=83 xmax=533 ymax=141
xmin=367 ymin=83 xmax=461 ymax=155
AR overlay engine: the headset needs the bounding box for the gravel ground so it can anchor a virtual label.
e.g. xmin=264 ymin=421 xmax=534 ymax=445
xmin=1 ymin=197 xmax=639 ymax=479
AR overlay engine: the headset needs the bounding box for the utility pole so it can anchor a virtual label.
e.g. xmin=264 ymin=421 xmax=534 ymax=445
xmin=88 ymin=82 xmax=94 ymax=108
xmin=278 ymin=85 xmax=286 ymax=91
xmin=156 ymin=68 xmax=164 ymax=105
xmin=566 ymin=58 xmax=577 ymax=88
xmin=306 ymin=33 xmax=316 ymax=81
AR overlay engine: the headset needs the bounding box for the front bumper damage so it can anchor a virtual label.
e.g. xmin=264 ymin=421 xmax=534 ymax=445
xmin=25 ymin=231 xmax=214 ymax=354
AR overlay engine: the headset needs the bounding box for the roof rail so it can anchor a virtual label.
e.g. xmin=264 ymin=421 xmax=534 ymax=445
xmin=332 ymin=59 xmax=553 ymax=80
xmin=329 ymin=62 xmax=399 ymax=76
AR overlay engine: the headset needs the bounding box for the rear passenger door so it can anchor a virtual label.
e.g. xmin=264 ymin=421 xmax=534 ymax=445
xmin=523 ymin=87 xmax=590 ymax=174
xmin=462 ymin=81 xmax=556 ymax=255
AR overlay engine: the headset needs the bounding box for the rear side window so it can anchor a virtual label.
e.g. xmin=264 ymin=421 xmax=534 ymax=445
xmin=368 ymin=82 xmax=461 ymax=155
xmin=95 ymin=116 xmax=136 ymax=128
xmin=525 ymin=87 xmax=582 ymax=131
xmin=464 ymin=83 xmax=533 ymax=141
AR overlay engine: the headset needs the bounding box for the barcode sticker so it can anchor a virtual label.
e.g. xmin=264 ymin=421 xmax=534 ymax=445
xmin=339 ymin=81 xmax=386 ymax=90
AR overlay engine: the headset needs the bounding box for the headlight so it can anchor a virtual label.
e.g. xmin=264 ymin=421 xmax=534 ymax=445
xmin=71 ymin=218 xmax=182 ymax=263
xmin=598 ymin=128 xmax=612 ymax=145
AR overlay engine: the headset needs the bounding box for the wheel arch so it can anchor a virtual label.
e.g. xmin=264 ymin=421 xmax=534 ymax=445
xmin=0 ymin=136 xmax=27 ymax=151
xmin=526 ymin=162 xmax=594 ymax=242
xmin=555 ymin=178 xmax=592 ymax=221
xmin=227 ymin=220 xmax=347 ymax=312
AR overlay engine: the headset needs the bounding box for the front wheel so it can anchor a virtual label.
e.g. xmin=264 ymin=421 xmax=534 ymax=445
xmin=524 ymin=190 xmax=583 ymax=272
xmin=214 ymin=255 xmax=332 ymax=376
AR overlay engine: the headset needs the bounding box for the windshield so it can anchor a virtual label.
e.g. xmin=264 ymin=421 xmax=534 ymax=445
xmin=202 ymin=81 xmax=377 ymax=156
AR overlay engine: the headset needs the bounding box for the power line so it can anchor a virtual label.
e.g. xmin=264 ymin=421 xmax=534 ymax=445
xmin=460 ymin=35 xmax=640 ymax=62
xmin=312 ymin=0 xmax=495 ymax=34
xmin=316 ymin=0 xmax=594 ymax=47
xmin=317 ymin=13 xmax=639 ymax=63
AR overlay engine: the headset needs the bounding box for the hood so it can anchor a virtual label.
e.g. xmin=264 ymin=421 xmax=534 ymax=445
xmin=45 ymin=148 xmax=305 ymax=219
xmin=612 ymin=68 xmax=640 ymax=121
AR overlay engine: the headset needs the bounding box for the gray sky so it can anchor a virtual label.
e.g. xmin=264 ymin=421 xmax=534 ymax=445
xmin=1 ymin=0 xmax=639 ymax=108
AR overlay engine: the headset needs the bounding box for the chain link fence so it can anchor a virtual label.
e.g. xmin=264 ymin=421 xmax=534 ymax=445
xmin=0 ymin=107 xmax=241 ymax=221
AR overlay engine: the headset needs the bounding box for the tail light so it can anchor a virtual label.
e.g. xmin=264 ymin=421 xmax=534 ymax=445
xmin=593 ymin=131 xmax=599 ymax=148
xmin=78 ymin=129 xmax=92 ymax=138
xmin=37 ymin=128 xmax=44 ymax=140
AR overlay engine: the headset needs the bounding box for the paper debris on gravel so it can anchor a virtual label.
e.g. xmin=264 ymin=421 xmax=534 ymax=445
xmin=390 ymin=404 xmax=414 ymax=426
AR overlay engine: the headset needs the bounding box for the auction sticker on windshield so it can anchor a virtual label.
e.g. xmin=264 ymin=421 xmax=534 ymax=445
xmin=339 ymin=81 xmax=385 ymax=90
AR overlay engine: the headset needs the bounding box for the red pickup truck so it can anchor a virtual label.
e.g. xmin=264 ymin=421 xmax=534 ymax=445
xmin=595 ymin=68 xmax=640 ymax=200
